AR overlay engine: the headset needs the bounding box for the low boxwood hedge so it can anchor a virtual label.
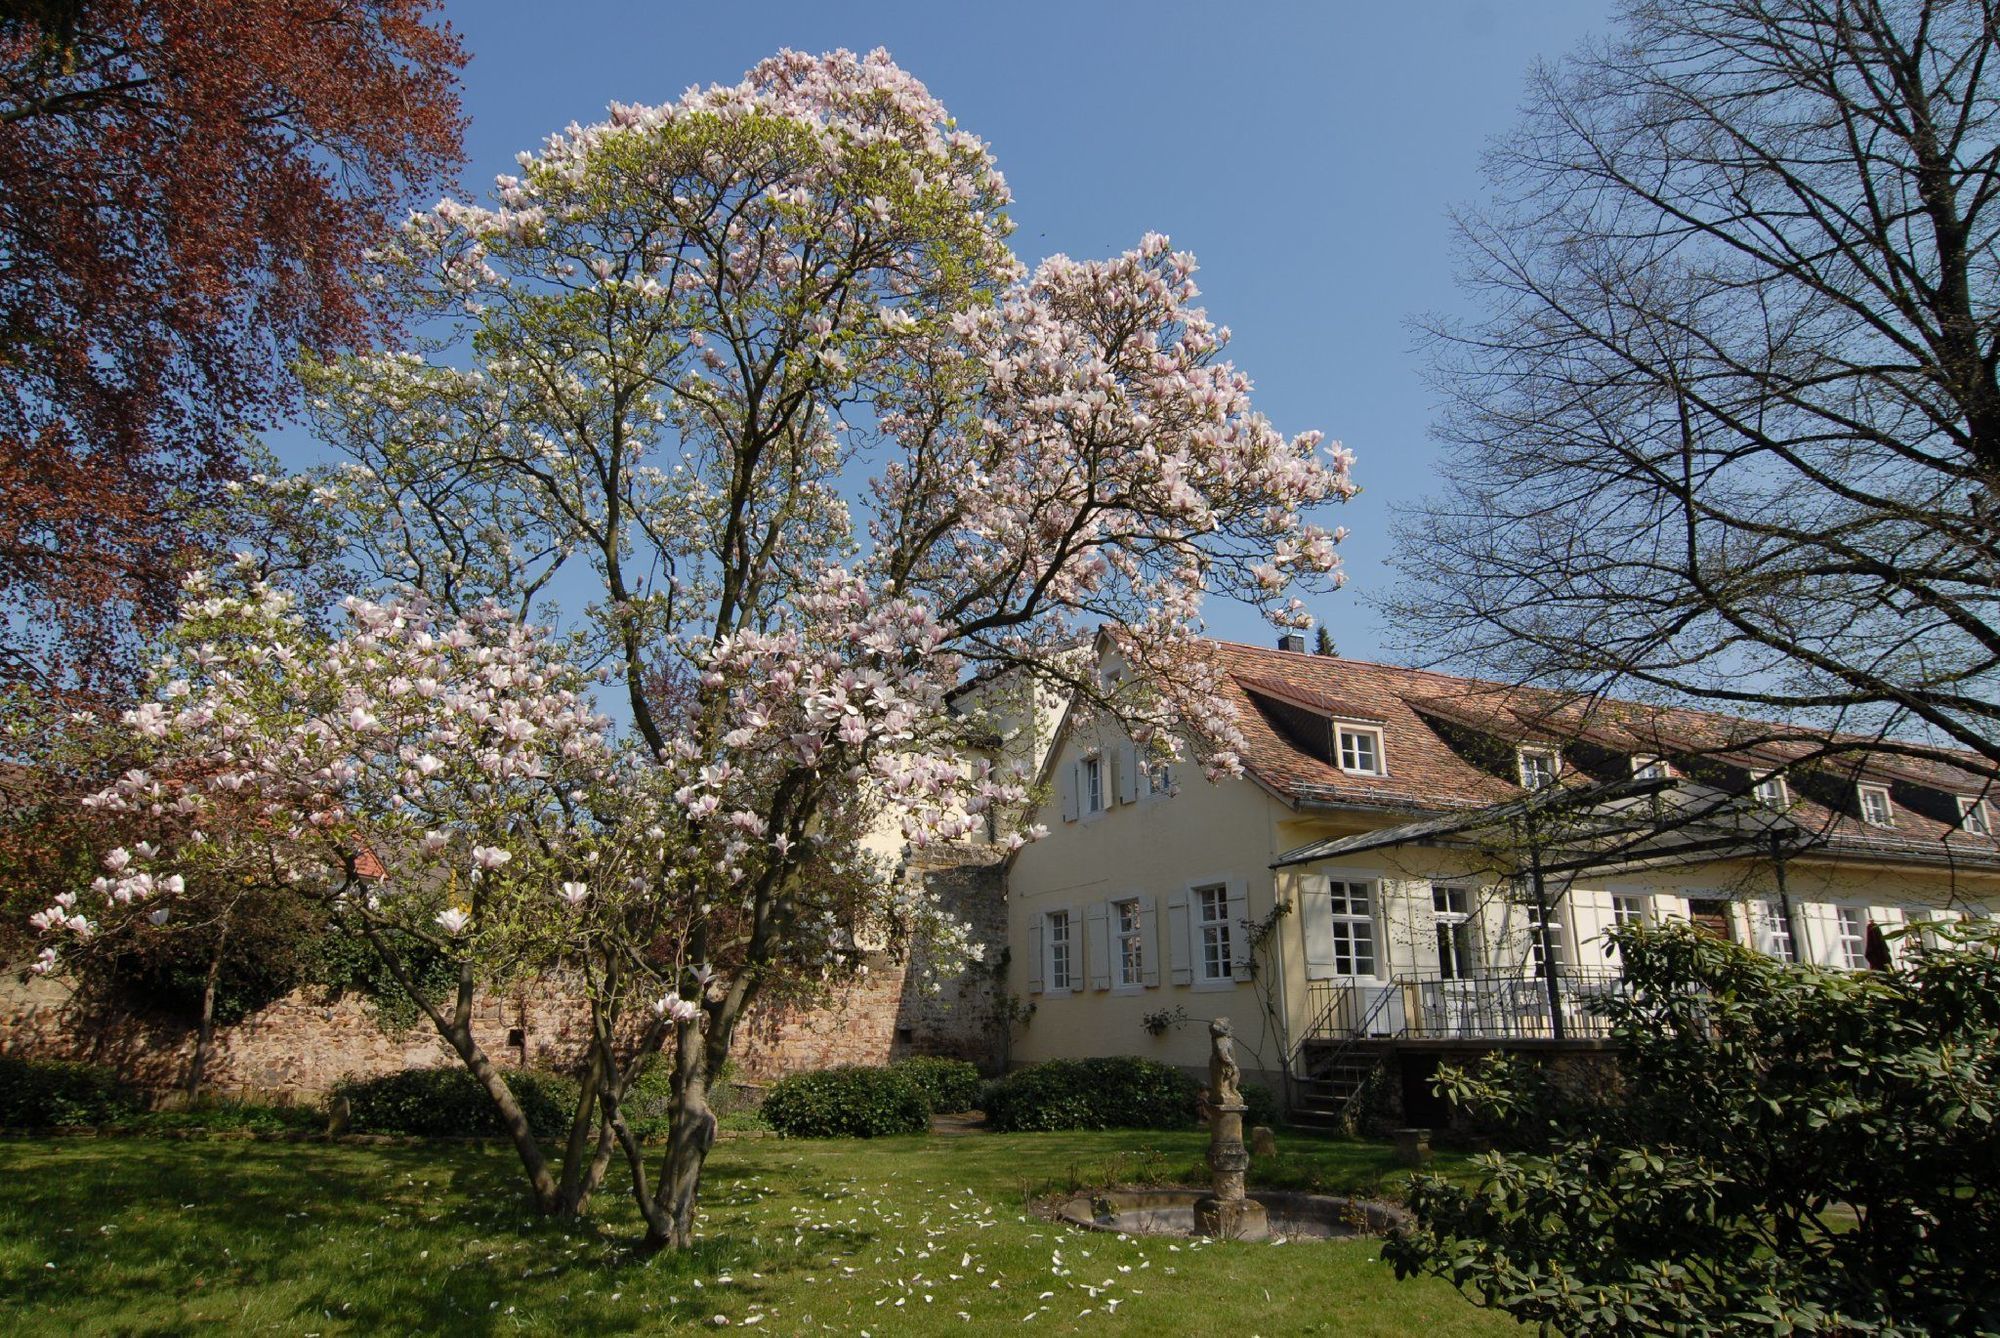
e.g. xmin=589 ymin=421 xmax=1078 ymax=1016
xmin=332 ymin=1066 xmax=579 ymax=1139
xmin=761 ymin=1065 xmax=929 ymax=1138
xmin=0 ymin=1055 xmax=136 ymax=1127
xmin=891 ymin=1056 xmax=982 ymax=1114
xmin=982 ymin=1056 xmax=1198 ymax=1132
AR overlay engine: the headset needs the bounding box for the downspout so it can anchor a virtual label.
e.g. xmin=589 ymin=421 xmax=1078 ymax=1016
xmin=1529 ymin=835 xmax=1567 ymax=1041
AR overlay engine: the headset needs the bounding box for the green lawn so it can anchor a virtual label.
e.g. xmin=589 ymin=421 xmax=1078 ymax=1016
xmin=0 ymin=1129 xmax=1516 ymax=1335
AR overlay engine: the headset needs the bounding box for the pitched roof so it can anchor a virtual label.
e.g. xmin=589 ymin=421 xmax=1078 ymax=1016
xmin=1205 ymin=639 xmax=2000 ymax=868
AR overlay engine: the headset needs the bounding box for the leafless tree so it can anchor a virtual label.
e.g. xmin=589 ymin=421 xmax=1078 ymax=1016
xmin=1392 ymin=0 xmax=2000 ymax=776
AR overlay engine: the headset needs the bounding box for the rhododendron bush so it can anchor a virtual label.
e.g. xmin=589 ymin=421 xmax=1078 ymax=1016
xmin=57 ymin=49 xmax=1354 ymax=1250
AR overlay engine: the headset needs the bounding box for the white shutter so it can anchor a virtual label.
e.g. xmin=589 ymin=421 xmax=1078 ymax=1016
xmin=1226 ymin=879 xmax=1251 ymax=977
xmin=1139 ymin=894 xmax=1161 ymax=986
xmin=1298 ymin=874 xmax=1337 ymax=980
xmin=1059 ymin=762 xmax=1079 ymax=823
xmin=1166 ymin=888 xmax=1192 ymax=985
xmin=1027 ymin=919 xmax=1044 ymax=994
xmin=1116 ymin=744 xmax=1139 ymax=804
xmin=1797 ymin=902 xmax=1834 ymax=966
xmin=1086 ymin=901 xmax=1112 ymax=990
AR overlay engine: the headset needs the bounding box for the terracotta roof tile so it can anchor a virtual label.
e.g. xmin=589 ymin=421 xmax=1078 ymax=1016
xmin=1204 ymin=639 xmax=2000 ymax=863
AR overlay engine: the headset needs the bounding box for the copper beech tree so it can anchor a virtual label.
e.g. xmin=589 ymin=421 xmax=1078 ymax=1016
xmin=43 ymin=50 xmax=1357 ymax=1250
xmin=0 ymin=0 xmax=465 ymax=700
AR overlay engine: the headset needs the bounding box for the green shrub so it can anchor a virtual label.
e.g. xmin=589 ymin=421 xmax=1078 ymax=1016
xmin=982 ymin=1056 xmax=1197 ymax=1132
xmin=761 ymin=1065 xmax=929 ymax=1138
xmin=130 ymin=1099 xmax=321 ymax=1134
xmin=1242 ymin=1080 xmax=1282 ymax=1131
xmin=333 ymin=1066 xmax=579 ymax=1139
xmin=892 ymin=1056 xmax=982 ymax=1113
xmin=0 ymin=1056 xmax=135 ymax=1127
xmin=619 ymin=1060 xmax=676 ymax=1140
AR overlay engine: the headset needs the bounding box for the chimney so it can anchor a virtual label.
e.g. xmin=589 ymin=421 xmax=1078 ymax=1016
xmin=1277 ymin=633 xmax=1306 ymax=653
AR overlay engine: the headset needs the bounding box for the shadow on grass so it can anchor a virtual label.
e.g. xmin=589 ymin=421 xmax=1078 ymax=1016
xmin=0 ymin=1138 xmax=886 ymax=1334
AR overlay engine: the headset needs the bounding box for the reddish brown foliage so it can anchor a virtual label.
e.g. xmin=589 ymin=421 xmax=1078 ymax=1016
xmin=0 ymin=0 xmax=465 ymax=701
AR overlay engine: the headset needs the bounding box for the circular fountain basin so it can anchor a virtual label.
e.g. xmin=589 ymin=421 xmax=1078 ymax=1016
xmin=1050 ymin=1187 xmax=1408 ymax=1241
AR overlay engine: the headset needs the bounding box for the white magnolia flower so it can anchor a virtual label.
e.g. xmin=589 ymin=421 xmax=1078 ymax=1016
xmin=435 ymin=907 xmax=472 ymax=936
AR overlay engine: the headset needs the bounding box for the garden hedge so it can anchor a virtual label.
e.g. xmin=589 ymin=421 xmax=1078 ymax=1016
xmin=0 ymin=1055 xmax=136 ymax=1127
xmin=982 ymin=1056 xmax=1198 ymax=1132
xmin=332 ymin=1066 xmax=579 ymax=1139
xmin=760 ymin=1065 xmax=929 ymax=1138
xmin=891 ymin=1056 xmax=982 ymax=1114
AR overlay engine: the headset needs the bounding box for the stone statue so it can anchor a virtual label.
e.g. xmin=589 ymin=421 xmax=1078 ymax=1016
xmin=1193 ymin=1015 xmax=1268 ymax=1241
xmin=1208 ymin=1017 xmax=1243 ymax=1109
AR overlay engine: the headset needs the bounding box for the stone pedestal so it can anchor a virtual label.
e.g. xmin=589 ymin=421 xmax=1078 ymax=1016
xmin=1194 ymin=1101 xmax=1269 ymax=1241
xmin=1192 ymin=1193 xmax=1270 ymax=1241
xmin=1393 ymin=1126 xmax=1432 ymax=1167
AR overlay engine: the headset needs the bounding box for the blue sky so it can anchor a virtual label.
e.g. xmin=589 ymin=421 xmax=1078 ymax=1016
xmin=290 ymin=0 xmax=1612 ymax=664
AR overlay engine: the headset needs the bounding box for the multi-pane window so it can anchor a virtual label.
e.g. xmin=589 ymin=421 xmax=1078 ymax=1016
xmin=1753 ymin=775 xmax=1790 ymax=809
xmin=1631 ymin=756 xmax=1669 ymax=781
xmin=1432 ymin=885 xmax=1473 ymax=980
xmin=1337 ymin=725 xmax=1383 ymax=775
xmin=1195 ymin=885 xmax=1234 ymax=982
xmin=1328 ymin=880 xmax=1378 ymax=976
xmin=1525 ymin=899 xmax=1566 ymax=977
xmin=1114 ymin=898 xmax=1144 ymax=987
xmin=1857 ymin=784 xmax=1893 ymax=827
xmin=1045 ymin=910 xmax=1072 ymax=990
xmin=1082 ymin=757 xmax=1103 ymax=813
xmin=1837 ymin=906 xmax=1868 ymax=969
xmin=1146 ymin=760 xmax=1173 ymax=796
xmin=1960 ymin=797 xmax=1992 ymax=836
xmin=1612 ymin=894 xmax=1648 ymax=927
xmin=1518 ymin=748 xmax=1558 ymax=790
xmin=1760 ymin=902 xmax=1797 ymax=964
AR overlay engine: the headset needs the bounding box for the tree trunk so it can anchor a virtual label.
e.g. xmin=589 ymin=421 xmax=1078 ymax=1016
xmin=185 ymin=907 xmax=233 ymax=1101
xmin=353 ymin=916 xmax=561 ymax=1214
xmin=441 ymin=1022 xmax=561 ymax=1214
xmin=644 ymin=1017 xmax=719 ymax=1251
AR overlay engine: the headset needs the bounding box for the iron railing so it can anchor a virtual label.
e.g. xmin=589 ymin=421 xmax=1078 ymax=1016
xmin=1300 ymin=967 xmax=1624 ymax=1043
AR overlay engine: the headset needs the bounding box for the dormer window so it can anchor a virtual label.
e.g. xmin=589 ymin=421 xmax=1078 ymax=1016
xmin=1960 ymin=796 xmax=1992 ymax=836
xmin=1631 ymin=755 xmax=1672 ymax=781
xmin=1857 ymin=783 xmax=1893 ymax=827
xmin=1752 ymin=775 xmax=1790 ymax=809
xmin=1518 ymin=747 xmax=1559 ymax=790
xmin=1336 ymin=724 xmax=1385 ymax=776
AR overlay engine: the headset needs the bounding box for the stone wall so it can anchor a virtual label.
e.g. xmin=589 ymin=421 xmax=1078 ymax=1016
xmin=0 ymin=852 xmax=1008 ymax=1103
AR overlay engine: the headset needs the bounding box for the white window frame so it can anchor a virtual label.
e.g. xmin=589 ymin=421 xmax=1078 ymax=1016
xmin=1836 ymin=906 xmax=1868 ymax=969
xmin=1753 ymin=775 xmax=1790 ymax=809
xmin=1518 ymin=747 xmax=1559 ymax=790
xmin=1631 ymin=755 xmax=1671 ymax=781
xmin=1081 ymin=754 xmax=1104 ymax=816
xmin=1113 ymin=897 xmax=1145 ymax=989
xmin=1857 ymin=783 xmax=1894 ymax=827
xmin=1336 ymin=723 xmax=1385 ymax=776
xmin=1323 ymin=879 xmax=1379 ymax=977
xmin=1757 ymin=901 xmax=1797 ymax=964
xmin=1193 ymin=883 xmax=1235 ymax=984
xmin=1959 ymin=796 xmax=1992 ymax=836
xmin=1044 ymin=909 xmax=1074 ymax=993
xmin=1611 ymin=893 xmax=1649 ymax=928
xmin=1144 ymin=758 xmax=1174 ymax=800
xmin=1432 ymin=884 xmax=1473 ymax=980
xmin=1524 ymin=897 xmax=1567 ymax=978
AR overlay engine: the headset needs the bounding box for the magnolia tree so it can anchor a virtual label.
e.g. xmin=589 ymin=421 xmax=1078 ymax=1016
xmin=71 ymin=49 xmax=1355 ymax=1249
